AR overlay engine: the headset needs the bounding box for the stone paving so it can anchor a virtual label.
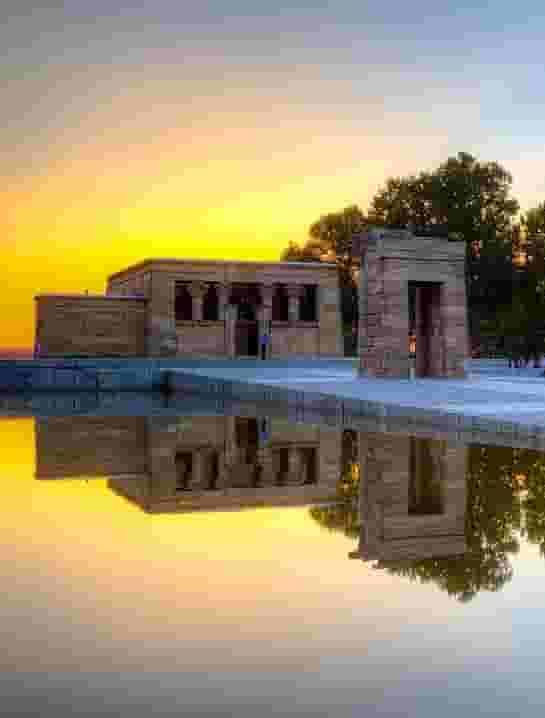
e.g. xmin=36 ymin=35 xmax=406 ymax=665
xmin=180 ymin=360 xmax=545 ymax=431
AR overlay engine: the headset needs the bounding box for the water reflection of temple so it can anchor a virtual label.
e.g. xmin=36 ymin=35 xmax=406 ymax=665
xmin=35 ymin=416 xmax=342 ymax=512
xmin=350 ymin=434 xmax=467 ymax=563
xmin=35 ymin=416 xmax=468 ymax=553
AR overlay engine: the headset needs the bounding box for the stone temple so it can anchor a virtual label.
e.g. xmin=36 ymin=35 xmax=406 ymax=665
xmin=34 ymin=230 xmax=468 ymax=374
xmin=35 ymin=259 xmax=342 ymax=359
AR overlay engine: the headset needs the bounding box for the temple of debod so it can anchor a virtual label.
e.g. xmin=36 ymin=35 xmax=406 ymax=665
xmin=35 ymin=259 xmax=342 ymax=359
xmin=33 ymin=228 xmax=469 ymax=377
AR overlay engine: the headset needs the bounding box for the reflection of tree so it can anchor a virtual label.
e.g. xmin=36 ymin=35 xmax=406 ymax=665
xmin=521 ymin=454 xmax=545 ymax=557
xmin=310 ymin=444 xmax=545 ymax=601
xmin=382 ymin=446 xmax=523 ymax=602
xmin=309 ymin=458 xmax=360 ymax=539
xmin=309 ymin=500 xmax=360 ymax=539
xmin=309 ymin=430 xmax=360 ymax=539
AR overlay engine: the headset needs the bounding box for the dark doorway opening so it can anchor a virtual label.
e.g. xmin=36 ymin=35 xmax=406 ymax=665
xmin=232 ymin=418 xmax=260 ymax=488
xmin=273 ymin=447 xmax=290 ymax=486
xmin=299 ymin=447 xmax=317 ymax=485
xmin=408 ymin=281 xmax=443 ymax=377
xmin=205 ymin=450 xmax=220 ymax=490
xmin=272 ymin=285 xmax=289 ymax=321
xmin=408 ymin=438 xmax=444 ymax=515
xmin=235 ymin=321 xmax=259 ymax=356
xmin=174 ymin=283 xmax=192 ymax=321
xmin=203 ymin=284 xmax=219 ymax=321
xmin=230 ymin=283 xmax=260 ymax=357
xmin=175 ymin=451 xmax=193 ymax=491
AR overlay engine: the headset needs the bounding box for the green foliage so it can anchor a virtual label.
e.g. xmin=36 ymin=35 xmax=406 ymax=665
xmin=484 ymin=229 xmax=545 ymax=361
xmin=521 ymin=456 xmax=545 ymax=556
xmin=369 ymin=152 xmax=519 ymax=240
xmin=281 ymin=205 xmax=366 ymax=326
xmin=522 ymin=203 xmax=545 ymax=235
xmin=310 ymin=443 xmax=545 ymax=602
xmin=378 ymin=446 xmax=523 ymax=602
xmin=282 ymin=152 xmax=545 ymax=356
xmin=369 ymin=152 xmax=519 ymax=346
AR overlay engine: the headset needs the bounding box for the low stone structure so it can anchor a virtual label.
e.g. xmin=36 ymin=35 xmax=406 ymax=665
xmin=356 ymin=228 xmax=468 ymax=378
xmin=35 ymin=259 xmax=342 ymax=359
xmin=35 ymin=294 xmax=146 ymax=358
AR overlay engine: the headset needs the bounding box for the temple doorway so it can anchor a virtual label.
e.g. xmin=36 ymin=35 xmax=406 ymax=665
xmin=231 ymin=284 xmax=260 ymax=357
xmin=235 ymin=320 xmax=258 ymax=356
xmin=409 ymin=282 xmax=443 ymax=378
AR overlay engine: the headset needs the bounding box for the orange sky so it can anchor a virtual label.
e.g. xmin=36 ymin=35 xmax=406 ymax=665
xmin=4 ymin=3 xmax=545 ymax=352
xmin=2 ymin=115 xmax=448 ymax=351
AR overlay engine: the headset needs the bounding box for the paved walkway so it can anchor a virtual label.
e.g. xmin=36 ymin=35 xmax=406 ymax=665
xmin=185 ymin=361 xmax=545 ymax=431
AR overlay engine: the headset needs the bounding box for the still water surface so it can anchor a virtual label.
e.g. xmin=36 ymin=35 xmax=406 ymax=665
xmin=2 ymin=410 xmax=545 ymax=716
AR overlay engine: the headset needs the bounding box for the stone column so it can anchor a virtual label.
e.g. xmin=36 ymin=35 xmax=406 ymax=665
xmin=440 ymin=278 xmax=468 ymax=378
xmin=286 ymin=284 xmax=302 ymax=322
xmin=355 ymin=433 xmax=384 ymax=561
xmin=189 ymin=282 xmax=207 ymax=321
xmin=415 ymin=286 xmax=427 ymax=377
xmin=224 ymin=415 xmax=237 ymax=472
xmin=428 ymin=286 xmax=444 ymax=377
xmin=217 ymin=283 xmax=230 ymax=321
xmin=259 ymin=284 xmax=274 ymax=323
xmin=216 ymin=450 xmax=229 ymax=490
xmin=259 ymin=284 xmax=274 ymax=358
xmin=189 ymin=450 xmax=206 ymax=491
xmin=359 ymin=250 xmax=369 ymax=357
xmin=225 ymin=303 xmax=237 ymax=358
xmin=286 ymin=447 xmax=304 ymax=485
xmin=256 ymin=446 xmax=275 ymax=486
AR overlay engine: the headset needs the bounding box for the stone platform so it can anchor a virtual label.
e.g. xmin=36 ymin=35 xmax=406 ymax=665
xmin=166 ymin=360 xmax=545 ymax=446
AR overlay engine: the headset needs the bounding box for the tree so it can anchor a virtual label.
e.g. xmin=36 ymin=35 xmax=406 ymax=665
xmin=522 ymin=454 xmax=545 ymax=556
xmin=500 ymin=212 xmax=545 ymax=362
xmin=368 ymin=152 xmax=520 ymax=348
xmin=281 ymin=205 xmax=366 ymax=339
xmin=310 ymin=442 xmax=527 ymax=602
xmin=522 ymin=202 xmax=545 ymax=235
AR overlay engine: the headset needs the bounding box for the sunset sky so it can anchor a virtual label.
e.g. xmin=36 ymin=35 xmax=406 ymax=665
xmin=3 ymin=1 xmax=545 ymax=351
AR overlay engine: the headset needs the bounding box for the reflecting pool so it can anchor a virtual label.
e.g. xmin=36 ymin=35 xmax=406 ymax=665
xmin=2 ymin=407 xmax=545 ymax=716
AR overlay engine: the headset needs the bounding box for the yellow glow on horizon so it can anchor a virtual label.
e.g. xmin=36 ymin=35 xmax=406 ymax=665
xmin=0 ymin=417 xmax=468 ymax=640
xmin=2 ymin=159 xmax=374 ymax=350
xmin=1 ymin=94 xmax=444 ymax=352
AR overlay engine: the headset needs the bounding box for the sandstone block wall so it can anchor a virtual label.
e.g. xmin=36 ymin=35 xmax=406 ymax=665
xmin=318 ymin=280 xmax=343 ymax=356
xmin=357 ymin=230 xmax=468 ymax=378
xmin=358 ymin=432 xmax=467 ymax=562
xmin=176 ymin=322 xmax=226 ymax=357
xmin=107 ymin=260 xmax=342 ymax=358
xmin=108 ymin=416 xmax=342 ymax=512
xmin=35 ymin=417 xmax=148 ymax=479
xmin=271 ymin=323 xmax=319 ymax=357
xmin=35 ymin=295 xmax=147 ymax=358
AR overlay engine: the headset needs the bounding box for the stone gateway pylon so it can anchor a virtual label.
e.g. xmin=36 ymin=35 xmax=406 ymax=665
xmin=355 ymin=228 xmax=468 ymax=378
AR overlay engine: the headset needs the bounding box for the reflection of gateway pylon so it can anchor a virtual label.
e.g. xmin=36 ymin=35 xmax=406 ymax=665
xmin=350 ymin=433 xmax=467 ymax=564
